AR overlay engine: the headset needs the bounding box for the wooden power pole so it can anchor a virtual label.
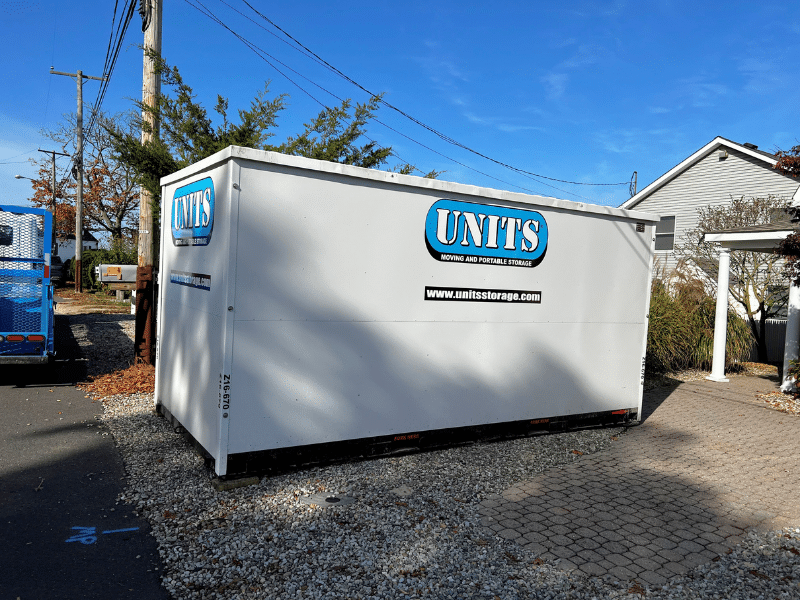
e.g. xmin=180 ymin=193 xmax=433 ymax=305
xmin=50 ymin=68 xmax=105 ymax=291
xmin=37 ymin=149 xmax=70 ymax=212
xmin=135 ymin=0 xmax=162 ymax=364
xmin=37 ymin=148 xmax=70 ymax=254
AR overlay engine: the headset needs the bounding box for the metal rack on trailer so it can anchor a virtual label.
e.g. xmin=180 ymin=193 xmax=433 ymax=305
xmin=0 ymin=205 xmax=55 ymax=364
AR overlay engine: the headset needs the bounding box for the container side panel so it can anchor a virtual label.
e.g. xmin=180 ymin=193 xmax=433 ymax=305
xmin=227 ymin=162 xmax=651 ymax=453
xmin=158 ymin=300 xmax=223 ymax=448
xmin=232 ymin=165 xmax=652 ymax=326
xmin=157 ymin=165 xmax=230 ymax=458
xmin=228 ymin=321 xmax=641 ymax=452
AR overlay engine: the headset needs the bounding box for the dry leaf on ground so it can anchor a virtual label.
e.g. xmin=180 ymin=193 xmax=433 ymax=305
xmin=79 ymin=363 xmax=155 ymax=399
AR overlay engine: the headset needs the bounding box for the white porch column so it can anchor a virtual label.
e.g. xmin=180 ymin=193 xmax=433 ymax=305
xmin=707 ymin=247 xmax=731 ymax=382
xmin=781 ymin=281 xmax=800 ymax=392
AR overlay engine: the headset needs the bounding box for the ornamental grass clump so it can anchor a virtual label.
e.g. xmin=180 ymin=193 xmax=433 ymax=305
xmin=646 ymin=271 xmax=753 ymax=374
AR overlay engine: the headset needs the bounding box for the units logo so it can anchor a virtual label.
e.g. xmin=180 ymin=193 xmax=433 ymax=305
xmin=171 ymin=177 xmax=215 ymax=246
xmin=425 ymin=199 xmax=548 ymax=268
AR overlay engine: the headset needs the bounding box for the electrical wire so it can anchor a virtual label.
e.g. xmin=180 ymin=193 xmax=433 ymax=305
xmin=217 ymin=0 xmax=336 ymax=72
xmin=0 ymin=150 xmax=38 ymax=162
xmin=85 ymin=0 xmax=137 ymax=138
xmin=50 ymin=0 xmax=136 ymax=191
xmin=186 ymin=0 xmax=329 ymax=110
xmin=100 ymin=0 xmax=123 ymax=81
xmin=87 ymin=0 xmax=136 ymax=131
xmin=24 ymin=4 xmax=131 ymax=205
xmin=240 ymin=0 xmax=630 ymax=189
xmin=199 ymin=1 xmax=609 ymax=199
xmin=182 ymin=0 xmax=569 ymax=197
xmin=184 ymin=0 xmax=442 ymax=179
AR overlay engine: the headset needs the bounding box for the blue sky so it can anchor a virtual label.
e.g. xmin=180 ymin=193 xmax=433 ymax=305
xmin=1 ymin=0 xmax=798 ymax=211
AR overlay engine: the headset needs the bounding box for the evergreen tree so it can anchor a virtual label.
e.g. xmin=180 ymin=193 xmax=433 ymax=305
xmin=108 ymin=54 xmax=437 ymax=205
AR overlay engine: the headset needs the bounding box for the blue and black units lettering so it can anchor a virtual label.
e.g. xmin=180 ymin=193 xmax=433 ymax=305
xmin=171 ymin=177 xmax=215 ymax=246
xmin=424 ymin=199 xmax=548 ymax=268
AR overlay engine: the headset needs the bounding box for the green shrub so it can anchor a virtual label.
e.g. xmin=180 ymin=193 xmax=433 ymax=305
xmin=646 ymin=274 xmax=753 ymax=374
xmin=66 ymin=238 xmax=138 ymax=289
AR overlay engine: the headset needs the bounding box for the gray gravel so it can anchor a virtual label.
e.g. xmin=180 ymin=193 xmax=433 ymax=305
xmin=103 ymin=392 xmax=624 ymax=599
xmin=99 ymin=392 xmax=800 ymax=600
xmin=70 ymin=314 xmax=800 ymax=599
xmin=647 ymin=528 xmax=800 ymax=599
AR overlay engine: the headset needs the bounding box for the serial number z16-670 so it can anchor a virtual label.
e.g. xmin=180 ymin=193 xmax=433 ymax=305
xmin=219 ymin=373 xmax=231 ymax=410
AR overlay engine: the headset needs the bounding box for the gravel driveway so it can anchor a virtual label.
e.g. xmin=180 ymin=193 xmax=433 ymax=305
xmin=67 ymin=313 xmax=800 ymax=599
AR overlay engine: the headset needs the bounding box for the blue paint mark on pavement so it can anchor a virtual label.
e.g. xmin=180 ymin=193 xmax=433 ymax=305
xmin=65 ymin=526 xmax=97 ymax=545
xmin=102 ymin=527 xmax=140 ymax=534
xmin=66 ymin=526 xmax=139 ymax=544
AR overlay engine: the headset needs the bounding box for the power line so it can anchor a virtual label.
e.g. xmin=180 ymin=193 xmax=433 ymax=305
xmin=185 ymin=0 xmax=328 ymax=109
xmin=184 ymin=0 xmax=437 ymax=178
xmin=52 ymin=0 xmax=134 ymax=189
xmin=88 ymin=0 xmax=136 ymax=131
xmin=217 ymin=0 xmax=335 ymax=71
xmin=100 ymin=0 xmax=123 ymax=78
xmin=0 ymin=149 xmax=38 ymax=162
xmin=85 ymin=0 xmax=137 ymax=138
xmin=240 ymin=0 xmax=630 ymax=190
xmin=194 ymin=1 xmax=613 ymax=199
xmin=182 ymin=0 xmax=572 ymax=197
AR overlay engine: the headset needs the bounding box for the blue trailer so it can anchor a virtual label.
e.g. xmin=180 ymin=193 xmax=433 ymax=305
xmin=0 ymin=205 xmax=55 ymax=364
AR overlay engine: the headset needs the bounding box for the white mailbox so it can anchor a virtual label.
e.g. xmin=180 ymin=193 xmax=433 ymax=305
xmin=95 ymin=264 xmax=137 ymax=283
xmin=155 ymin=146 xmax=658 ymax=477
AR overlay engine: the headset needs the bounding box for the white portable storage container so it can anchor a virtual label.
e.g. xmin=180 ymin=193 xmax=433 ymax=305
xmin=155 ymin=146 xmax=658 ymax=477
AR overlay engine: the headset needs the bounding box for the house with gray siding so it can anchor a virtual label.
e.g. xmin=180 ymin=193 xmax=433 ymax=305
xmin=620 ymin=137 xmax=800 ymax=274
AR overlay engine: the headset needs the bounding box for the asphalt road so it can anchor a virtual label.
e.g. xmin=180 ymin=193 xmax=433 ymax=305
xmin=0 ymin=315 xmax=168 ymax=599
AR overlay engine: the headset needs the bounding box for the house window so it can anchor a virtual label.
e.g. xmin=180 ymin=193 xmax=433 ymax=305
xmin=655 ymin=216 xmax=675 ymax=251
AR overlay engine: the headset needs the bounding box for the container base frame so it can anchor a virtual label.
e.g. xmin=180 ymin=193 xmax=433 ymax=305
xmin=155 ymin=403 xmax=637 ymax=480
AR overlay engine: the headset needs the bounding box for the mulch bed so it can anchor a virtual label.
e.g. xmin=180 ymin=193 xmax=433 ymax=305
xmin=79 ymin=362 xmax=155 ymax=399
xmin=755 ymin=390 xmax=800 ymax=416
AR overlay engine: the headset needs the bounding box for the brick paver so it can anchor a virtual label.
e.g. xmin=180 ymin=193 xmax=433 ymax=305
xmin=480 ymin=375 xmax=800 ymax=584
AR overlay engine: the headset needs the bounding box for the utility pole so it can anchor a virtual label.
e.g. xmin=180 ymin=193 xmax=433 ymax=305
xmin=136 ymin=0 xmax=162 ymax=364
xmin=38 ymin=148 xmax=70 ymax=256
xmin=38 ymin=149 xmax=70 ymax=214
xmin=50 ymin=68 xmax=105 ymax=292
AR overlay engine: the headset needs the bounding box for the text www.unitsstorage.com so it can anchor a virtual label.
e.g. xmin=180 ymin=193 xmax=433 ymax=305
xmin=424 ymin=286 xmax=541 ymax=304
